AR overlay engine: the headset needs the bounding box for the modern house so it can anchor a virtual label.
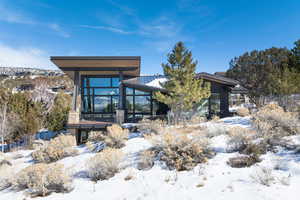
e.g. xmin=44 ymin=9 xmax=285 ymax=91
xmin=50 ymin=56 xmax=239 ymax=144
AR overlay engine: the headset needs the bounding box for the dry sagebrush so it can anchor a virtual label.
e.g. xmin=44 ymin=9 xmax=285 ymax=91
xmin=236 ymin=107 xmax=250 ymax=117
xmin=148 ymin=132 xmax=214 ymax=171
xmin=32 ymin=134 xmax=78 ymax=163
xmin=226 ymin=127 xmax=255 ymax=152
xmin=105 ymin=124 xmax=129 ymax=148
xmin=137 ymin=118 xmax=166 ymax=135
xmin=0 ymin=160 xmax=14 ymax=190
xmin=250 ymin=166 xmax=275 ymax=187
xmin=86 ymin=148 xmax=124 ymax=181
xmin=227 ymin=155 xmax=260 ymax=168
xmin=253 ymin=103 xmax=300 ymax=139
xmin=15 ymin=163 xmax=73 ymax=197
xmin=137 ymin=150 xmax=156 ymax=170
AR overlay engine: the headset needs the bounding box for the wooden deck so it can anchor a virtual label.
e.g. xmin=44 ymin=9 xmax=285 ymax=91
xmin=67 ymin=120 xmax=113 ymax=129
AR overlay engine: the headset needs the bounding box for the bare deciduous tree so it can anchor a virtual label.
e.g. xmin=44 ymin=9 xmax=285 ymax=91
xmin=0 ymin=103 xmax=9 ymax=152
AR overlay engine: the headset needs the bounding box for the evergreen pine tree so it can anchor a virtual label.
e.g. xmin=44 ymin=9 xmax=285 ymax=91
xmin=154 ymin=42 xmax=211 ymax=124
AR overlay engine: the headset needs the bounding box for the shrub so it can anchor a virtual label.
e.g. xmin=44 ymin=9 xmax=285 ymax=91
xmin=226 ymin=127 xmax=254 ymax=152
xmin=253 ymin=103 xmax=300 ymax=139
xmin=205 ymin=124 xmax=228 ymax=138
xmin=137 ymin=150 xmax=156 ymax=170
xmin=211 ymin=115 xmax=220 ymax=121
xmin=0 ymin=159 xmax=12 ymax=167
xmin=250 ymin=166 xmax=275 ymax=186
xmin=241 ymin=142 xmax=267 ymax=156
xmin=32 ymin=134 xmax=78 ymax=163
xmin=190 ymin=115 xmax=207 ymax=124
xmin=227 ymin=155 xmax=260 ymax=168
xmin=45 ymin=92 xmax=71 ymax=132
xmin=0 ymin=162 xmax=14 ymax=190
xmin=137 ymin=118 xmax=166 ymax=135
xmin=236 ymin=107 xmax=250 ymax=117
xmin=32 ymin=139 xmax=49 ymax=149
xmin=105 ymin=124 xmax=129 ymax=148
xmin=149 ymin=133 xmax=213 ymax=171
xmin=15 ymin=163 xmax=73 ymax=196
xmin=86 ymin=148 xmax=124 ymax=181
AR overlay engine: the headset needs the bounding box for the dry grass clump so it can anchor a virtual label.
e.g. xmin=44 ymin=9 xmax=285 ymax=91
xmin=87 ymin=130 xmax=105 ymax=142
xmin=104 ymin=124 xmax=129 ymax=148
xmin=86 ymin=148 xmax=124 ymax=181
xmin=148 ymin=133 xmax=214 ymax=171
xmin=166 ymin=125 xmax=204 ymax=135
xmin=137 ymin=118 xmax=166 ymax=135
xmin=227 ymin=155 xmax=260 ymax=168
xmin=137 ymin=150 xmax=156 ymax=170
xmin=250 ymin=166 xmax=275 ymax=186
xmin=226 ymin=127 xmax=255 ymax=152
xmin=253 ymin=103 xmax=300 ymax=139
xmin=15 ymin=163 xmax=73 ymax=197
xmin=32 ymin=134 xmax=78 ymax=163
xmin=236 ymin=107 xmax=250 ymax=117
xmin=0 ymin=160 xmax=14 ymax=190
xmin=211 ymin=115 xmax=220 ymax=121
xmin=190 ymin=115 xmax=207 ymax=124
xmin=32 ymin=139 xmax=49 ymax=149
xmin=204 ymin=124 xmax=228 ymax=138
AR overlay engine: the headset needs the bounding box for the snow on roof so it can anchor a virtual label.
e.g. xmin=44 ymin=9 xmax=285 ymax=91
xmin=145 ymin=77 xmax=168 ymax=89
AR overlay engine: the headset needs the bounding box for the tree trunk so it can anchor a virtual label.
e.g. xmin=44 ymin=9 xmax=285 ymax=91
xmin=1 ymin=135 xmax=4 ymax=153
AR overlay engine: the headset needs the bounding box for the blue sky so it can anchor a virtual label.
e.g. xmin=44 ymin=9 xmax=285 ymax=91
xmin=0 ymin=0 xmax=299 ymax=74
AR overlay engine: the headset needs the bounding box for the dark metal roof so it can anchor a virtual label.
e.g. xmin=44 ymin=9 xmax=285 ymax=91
xmin=196 ymin=72 xmax=238 ymax=86
xmin=122 ymin=75 xmax=167 ymax=92
xmin=50 ymin=56 xmax=140 ymax=60
xmin=122 ymin=73 xmax=240 ymax=92
xmin=231 ymin=84 xmax=248 ymax=94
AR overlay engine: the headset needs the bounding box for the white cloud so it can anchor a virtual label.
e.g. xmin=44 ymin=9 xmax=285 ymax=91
xmin=0 ymin=1 xmax=70 ymax=38
xmin=138 ymin=17 xmax=181 ymax=38
xmin=0 ymin=3 xmax=35 ymax=24
xmin=106 ymin=0 xmax=136 ymax=16
xmin=48 ymin=23 xmax=70 ymax=38
xmin=80 ymin=25 xmax=132 ymax=35
xmin=0 ymin=43 xmax=56 ymax=69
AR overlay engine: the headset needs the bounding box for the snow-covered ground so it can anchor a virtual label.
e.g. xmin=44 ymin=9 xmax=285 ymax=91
xmin=1 ymin=116 xmax=300 ymax=200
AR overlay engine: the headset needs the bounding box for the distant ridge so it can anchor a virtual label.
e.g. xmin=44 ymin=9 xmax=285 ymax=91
xmin=0 ymin=67 xmax=63 ymax=76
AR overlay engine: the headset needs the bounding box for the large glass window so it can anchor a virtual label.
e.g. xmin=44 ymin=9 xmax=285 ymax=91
xmin=89 ymin=78 xmax=111 ymax=87
xmin=135 ymin=96 xmax=151 ymax=113
xmin=210 ymin=93 xmax=220 ymax=115
xmin=125 ymin=88 xmax=152 ymax=121
xmin=81 ymin=77 xmax=119 ymax=120
xmin=195 ymin=98 xmax=209 ymax=116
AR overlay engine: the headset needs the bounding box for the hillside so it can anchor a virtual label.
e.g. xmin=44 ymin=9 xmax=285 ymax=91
xmin=0 ymin=116 xmax=300 ymax=200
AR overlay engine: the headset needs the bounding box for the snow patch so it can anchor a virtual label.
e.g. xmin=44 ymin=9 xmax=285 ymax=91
xmin=146 ymin=77 xmax=168 ymax=89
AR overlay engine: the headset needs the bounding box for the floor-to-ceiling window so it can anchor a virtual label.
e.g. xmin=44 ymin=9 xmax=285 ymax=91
xmin=81 ymin=76 xmax=119 ymax=121
xmin=125 ymin=88 xmax=152 ymax=122
xmin=210 ymin=93 xmax=220 ymax=116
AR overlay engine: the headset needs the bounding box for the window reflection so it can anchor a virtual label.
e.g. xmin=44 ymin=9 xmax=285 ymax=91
xmin=195 ymin=98 xmax=209 ymax=116
xmin=210 ymin=93 xmax=220 ymax=115
xmin=82 ymin=77 xmax=119 ymax=117
xmin=94 ymin=88 xmax=119 ymax=95
xmin=135 ymin=96 xmax=151 ymax=112
xmin=89 ymin=78 xmax=111 ymax=87
xmin=125 ymin=87 xmax=152 ymax=122
xmin=94 ymin=96 xmax=111 ymax=112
